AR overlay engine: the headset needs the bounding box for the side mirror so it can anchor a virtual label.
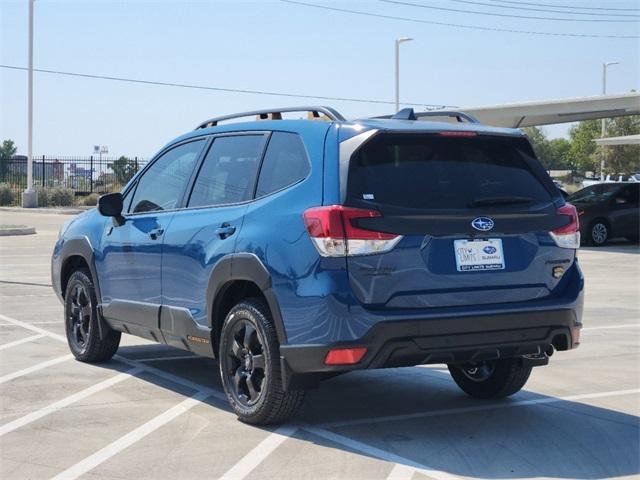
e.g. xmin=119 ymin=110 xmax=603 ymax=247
xmin=98 ymin=193 xmax=125 ymax=225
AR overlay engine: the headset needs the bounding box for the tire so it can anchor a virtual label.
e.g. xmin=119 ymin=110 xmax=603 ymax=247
xmin=448 ymin=358 xmax=532 ymax=399
xmin=219 ymin=298 xmax=305 ymax=424
xmin=64 ymin=269 xmax=121 ymax=362
xmin=588 ymin=220 xmax=609 ymax=246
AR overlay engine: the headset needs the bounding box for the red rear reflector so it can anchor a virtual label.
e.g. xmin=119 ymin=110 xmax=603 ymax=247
xmin=324 ymin=347 xmax=368 ymax=365
xmin=439 ymin=131 xmax=477 ymax=137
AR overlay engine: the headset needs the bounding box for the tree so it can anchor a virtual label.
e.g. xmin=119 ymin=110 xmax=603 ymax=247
xmin=565 ymin=120 xmax=600 ymax=174
xmin=602 ymin=115 xmax=640 ymax=175
xmin=548 ymin=138 xmax=571 ymax=170
xmin=523 ymin=126 xmax=570 ymax=170
xmin=565 ymin=117 xmax=640 ymax=176
xmin=108 ymin=156 xmax=137 ymax=185
xmin=0 ymin=139 xmax=17 ymax=181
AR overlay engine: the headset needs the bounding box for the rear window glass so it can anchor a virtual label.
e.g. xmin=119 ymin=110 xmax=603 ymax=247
xmin=347 ymin=134 xmax=553 ymax=210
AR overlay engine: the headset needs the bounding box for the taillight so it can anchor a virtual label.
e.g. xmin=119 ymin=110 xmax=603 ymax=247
xmin=303 ymin=205 xmax=402 ymax=257
xmin=549 ymin=203 xmax=580 ymax=249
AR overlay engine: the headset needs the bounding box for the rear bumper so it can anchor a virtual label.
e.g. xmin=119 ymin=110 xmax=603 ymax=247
xmin=280 ymin=306 xmax=581 ymax=389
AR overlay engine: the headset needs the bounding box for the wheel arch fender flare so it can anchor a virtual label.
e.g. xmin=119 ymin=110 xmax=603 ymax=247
xmin=206 ymin=253 xmax=288 ymax=346
xmin=57 ymin=236 xmax=111 ymax=339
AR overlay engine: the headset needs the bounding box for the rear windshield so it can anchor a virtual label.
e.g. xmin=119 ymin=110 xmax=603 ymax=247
xmin=347 ymin=134 xmax=553 ymax=210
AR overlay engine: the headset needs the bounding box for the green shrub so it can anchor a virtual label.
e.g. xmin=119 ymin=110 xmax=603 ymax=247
xmin=49 ymin=187 xmax=75 ymax=206
xmin=79 ymin=193 xmax=99 ymax=207
xmin=0 ymin=183 xmax=14 ymax=206
xmin=35 ymin=186 xmax=50 ymax=207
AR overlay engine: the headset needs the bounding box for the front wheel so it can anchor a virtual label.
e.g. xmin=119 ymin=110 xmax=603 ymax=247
xmin=448 ymin=358 xmax=532 ymax=399
xmin=219 ymin=298 xmax=305 ymax=424
xmin=64 ymin=269 xmax=121 ymax=362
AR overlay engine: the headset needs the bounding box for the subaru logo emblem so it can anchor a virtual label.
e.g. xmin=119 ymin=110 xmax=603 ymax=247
xmin=471 ymin=217 xmax=494 ymax=232
xmin=483 ymin=246 xmax=497 ymax=254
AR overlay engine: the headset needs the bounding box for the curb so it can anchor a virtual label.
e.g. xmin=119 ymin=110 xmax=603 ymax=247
xmin=0 ymin=207 xmax=90 ymax=215
xmin=0 ymin=226 xmax=37 ymax=236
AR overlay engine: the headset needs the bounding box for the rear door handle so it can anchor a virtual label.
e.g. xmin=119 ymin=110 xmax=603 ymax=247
xmin=215 ymin=224 xmax=236 ymax=239
xmin=148 ymin=228 xmax=164 ymax=240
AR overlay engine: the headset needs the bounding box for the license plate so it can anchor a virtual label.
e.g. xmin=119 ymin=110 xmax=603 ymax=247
xmin=454 ymin=238 xmax=505 ymax=272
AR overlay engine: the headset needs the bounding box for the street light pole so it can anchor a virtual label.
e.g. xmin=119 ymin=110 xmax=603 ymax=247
xmin=394 ymin=37 xmax=413 ymax=113
xmin=600 ymin=61 xmax=620 ymax=180
xmin=22 ymin=0 xmax=37 ymax=207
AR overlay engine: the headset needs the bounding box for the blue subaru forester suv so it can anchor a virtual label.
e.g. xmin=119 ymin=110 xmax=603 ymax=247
xmin=52 ymin=106 xmax=584 ymax=424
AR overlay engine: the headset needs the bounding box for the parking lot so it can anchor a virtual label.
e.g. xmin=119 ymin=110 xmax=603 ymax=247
xmin=0 ymin=209 xmax=638 ymax=480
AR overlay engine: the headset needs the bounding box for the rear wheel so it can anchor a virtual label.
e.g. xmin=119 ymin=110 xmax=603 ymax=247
xmin=64 ymin=269 xmax=121 ymax=362
xmin=448 ymin=358 xmax=532 ymax=399
xmin=219 ymin=298 xmax=305 ymax=424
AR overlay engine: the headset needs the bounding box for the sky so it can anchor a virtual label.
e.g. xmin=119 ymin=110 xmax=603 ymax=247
xmin=1 ymin=0 xmax=639 ymax=159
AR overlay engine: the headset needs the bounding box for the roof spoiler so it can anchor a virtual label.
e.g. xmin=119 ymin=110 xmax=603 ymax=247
xmin=377 ymin=108 xmax=481 ymax=124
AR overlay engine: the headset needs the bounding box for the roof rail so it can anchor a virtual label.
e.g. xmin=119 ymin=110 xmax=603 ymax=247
xmin=196 ymin=106 xmax=346 ymax=129
xmin=376 ymin=108 xmax=480 ymax=124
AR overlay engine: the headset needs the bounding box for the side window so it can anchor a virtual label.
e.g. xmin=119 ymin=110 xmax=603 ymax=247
xmin=188 ymin=135 xmax=264 ymax=208
xmin=256 ymin=132 xmax=310 ymax=197
xmin=616 ymin=185 xmax=639 ymax=205
xmin=129 ymin=140 xmax=204 ymax=214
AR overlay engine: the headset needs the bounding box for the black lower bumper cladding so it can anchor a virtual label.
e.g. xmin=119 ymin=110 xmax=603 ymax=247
xmin=280 ymin=308 xmax=580 ymax=390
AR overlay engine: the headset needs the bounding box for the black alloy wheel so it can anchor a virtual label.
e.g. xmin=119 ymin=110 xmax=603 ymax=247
xmin=224 ymin=320 xmax=267 ymax=406
xmin=219 ymin=299 xmax=305 ymax=424
xmin=63 ymin=269 xmax=121 ymax=362
xmin=67 ymin=283 xmax=92 ymax=351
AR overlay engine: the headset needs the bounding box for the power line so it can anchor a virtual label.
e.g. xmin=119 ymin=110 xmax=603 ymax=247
xmin=381 ymin=0 xmax=639 ymax=22
xmin=487 ymin=0 xmax=640 ymax=12
xmin=0 ymin=64 xmax=452 ymax=108
xmin=280 ymin=0 xmax=640 ymax=38
xmin=447 ymin=0 xmax=640 ymax=18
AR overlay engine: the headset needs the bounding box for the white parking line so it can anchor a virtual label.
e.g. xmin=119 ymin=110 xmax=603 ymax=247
xmin=303 ymin=425 xmax=460 ymax=480
xmin=0 ymin=313 xmax=66 ymax=341
xmin=50 ymin=391 xmax=210 ymax=480
xmin=3 ymin=310 xmax=638 ymax=480
xmin=319 ymin=388 xmax=640 ymax=429
xmin=0 ymin=354 xmax=74 ymax=385
xmin=0 ymin=367 xmax=142 ymax=437
xmin=583 ymin=324 xmax=640 ymax=331
xmin=0 ymin=333 xmax=46 ymax=351
xmin=0 ymin=320 xmax=62 ymax=327
xmin=219 ymin=425 xmax=298 ymax=480
xmin=136 ymin=354 xmax=200 ymax=362
xmin=386 ymin=464 xmax=416 ymax=480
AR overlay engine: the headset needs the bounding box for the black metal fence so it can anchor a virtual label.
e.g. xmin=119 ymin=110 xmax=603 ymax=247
xmin=0 ymin=155 xmax=147 ymax=206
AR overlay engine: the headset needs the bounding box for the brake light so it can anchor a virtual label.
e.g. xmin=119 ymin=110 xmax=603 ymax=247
xmin=549 ymin=203 xmax=580 ymax=249
xmin=303 ymin=206 xmax=402 ymax=257
xmin=324 ymin=347 xmax=367 ymax=365
xmin=439 ymin=131 xmax=477 ymax=137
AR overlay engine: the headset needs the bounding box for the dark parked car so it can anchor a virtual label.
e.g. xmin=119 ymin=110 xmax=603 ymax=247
xmin=568 ymin=183 xmax=639 ymax=246
xmin=52 ymin=106 xmax=584 ymax=424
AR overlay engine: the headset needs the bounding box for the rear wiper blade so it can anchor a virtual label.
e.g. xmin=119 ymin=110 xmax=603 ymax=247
xmin=469 ymin=196 xmax=532 ymax=207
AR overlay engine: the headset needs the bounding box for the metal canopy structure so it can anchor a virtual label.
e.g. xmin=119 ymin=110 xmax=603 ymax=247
xmin=456 ymin=92 xmax=640 ymax=128
xmin=594 ymin=134 xmax=640 ymax=146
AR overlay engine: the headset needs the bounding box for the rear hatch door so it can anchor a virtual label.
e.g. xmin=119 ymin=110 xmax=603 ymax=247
xmin=344 ymin=131 xmax=574 ymax=309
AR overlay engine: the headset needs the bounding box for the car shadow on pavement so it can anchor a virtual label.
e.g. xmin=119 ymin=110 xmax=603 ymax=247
xmin=112 ymin=345 xmax=639 ymax=479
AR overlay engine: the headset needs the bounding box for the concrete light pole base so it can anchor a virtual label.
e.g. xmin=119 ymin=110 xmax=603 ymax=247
xmin=21 ymin=190 xmax=38 ymax=208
